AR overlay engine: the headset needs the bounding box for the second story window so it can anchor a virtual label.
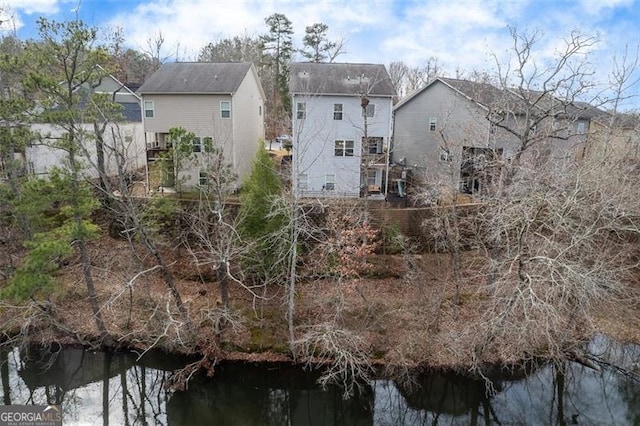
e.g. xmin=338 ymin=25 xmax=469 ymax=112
xmin=192 ymin=137 xmax=202 ymax=153
xmin=144 ymin=100 xmax=154 ymax=118
xmin=576 ymin=121 xmax=587 ymax=134
xmin=335 ymin=140 xmax=354 ymax=157
xmin=220 ymin=101 xmax=231 ymax=118
xmin=429 ymin=117 xmax=437 ymax=131
xmin=363 ymin=103 xmax=375 ymax=118
xmin=296 ymin=102 xmax=306 ymax=119
xmin=333 ymin=103 xmax=343 ymax=120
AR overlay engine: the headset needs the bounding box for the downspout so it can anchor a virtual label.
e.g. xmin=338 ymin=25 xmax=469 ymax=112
xmin=230 ymin=93 xmax=236 ymax=182
xmin=291 ymin=93 xmax=298 ymax=197
xmin=385 ymin=97 xmax=393 ymax=198
xmin=141 ymin=96 xmax=150 ymax=193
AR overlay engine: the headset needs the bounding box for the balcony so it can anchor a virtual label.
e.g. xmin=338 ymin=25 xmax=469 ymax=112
xmin=362 ymin=152 xmax=386 ymax=165
xmin=146 ymin=145 xmax=170 ymax=161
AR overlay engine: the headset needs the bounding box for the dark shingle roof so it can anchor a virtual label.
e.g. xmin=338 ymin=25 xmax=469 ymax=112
xmin=138 ymin=62 xmax=252 ymax=94
xmin=398 ymin=77 xmax=607 ymax=121
xmin=395 ymin=77 xmax=525 ymax=113
xmin=440 ymin=78 xmax=523 ymax=110
xmin=289 ymin=62 xmax=396 ymax=97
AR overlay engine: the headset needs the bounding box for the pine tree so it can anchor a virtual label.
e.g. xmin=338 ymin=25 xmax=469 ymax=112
xmin=261 ymin=13 xmax=293 ymax=116
xmin=238 ymin=141 xmax=284 ymax=278
xmin=301 ymin=23 xmax=335 ymax=63
xmin=16 ymin=18 xmax=110 ymax=340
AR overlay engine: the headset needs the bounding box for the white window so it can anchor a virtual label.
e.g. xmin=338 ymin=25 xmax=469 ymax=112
xmin=202 ymin=137 xmax=213 ymax=153
xmin=192 ymin=137 xmax=201 ymax=153
xmin=144 ymin=100 xmax=154 ymax=118
xmin=298 ymin=174 xmax=308 ymax=190
xmin=220 ymin=101 xmax=231 ymax=118
xmin=439 ymin=147 xmax=452 ymax=162
xmin=333 ymin=103 xmax=343 ymax=120
xmin=199 ymin=170 xmax=208 ymax=186
xmin=363 ymin=103 xmax=375 ymax=118
xmin=576 ymin=121 xmax=587 ymax=134
xmin=334 ymin=140 xmax=354 ymax=157
xmin=324 ymin=174 xmax=335 ymax=191
xmin=429 ymin=117 xmax=437 ymax=131
xmin=296 ymin=102 xmax=306 ymax=119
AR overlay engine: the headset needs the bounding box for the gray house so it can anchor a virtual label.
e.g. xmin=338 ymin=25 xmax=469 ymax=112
xmin=290 ymin=62 xmax=396 ymax=198
xmin=392 ymin=77 xmax=602 ymax=197
xmin=139 ymin=62 xmax=265 ymax=189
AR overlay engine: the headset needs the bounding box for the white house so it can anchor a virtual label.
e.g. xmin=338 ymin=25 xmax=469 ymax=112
xmin=26 ymin=69 xmax=146 ymax=180
xmin=290 ymin=62 xmax=396 ymax=198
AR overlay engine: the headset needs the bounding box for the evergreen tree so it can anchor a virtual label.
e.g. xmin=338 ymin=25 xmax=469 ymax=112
xmin=301 ymin=23 xmax=335 ymax=63
xmin=238 ymin=141 xmax=284 ymax=278
xmin=261 ymin=13 xmax=293 ymax=116
xmin=239 ymin=141 xmax=282 ymax=238
xmin=0 ymin=34 xmax=34 ymax=242
xmin=16 ymin=18 xmax=110 ymax=340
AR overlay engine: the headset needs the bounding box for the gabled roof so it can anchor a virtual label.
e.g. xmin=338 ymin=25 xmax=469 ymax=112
xmin=138 ymin=62 xmax=253 ymax=94
xmin=395 ymin=77 xmax=606 ymax=121
xmin=290 ymin=62 xmax=396 ymax=97
xmin=394 ymin=77 xmax=525 ymax=113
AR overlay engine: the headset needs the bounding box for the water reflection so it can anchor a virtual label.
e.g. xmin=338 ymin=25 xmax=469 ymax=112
xmin=167 ymin=364 xmax=373 ymax=425
xmin=0 ymin=340 xmax=639 ymax=425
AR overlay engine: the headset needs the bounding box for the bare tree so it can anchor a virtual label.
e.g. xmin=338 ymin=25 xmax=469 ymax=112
xmin=388 ymin=58 xmax=441 ymax=99
xmin=466 ymin=28 xmax=640 ymax=366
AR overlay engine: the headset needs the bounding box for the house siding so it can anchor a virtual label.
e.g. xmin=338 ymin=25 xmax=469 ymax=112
xmin=393 ymin=81 xmax=519 ymax=188
xmin=232 ymin=70 xmax=265 ymax=181
xmin=28 ymin=122 xmax=146 ymax=179
xmin=142 ymin=93 xmax=235 ymax=188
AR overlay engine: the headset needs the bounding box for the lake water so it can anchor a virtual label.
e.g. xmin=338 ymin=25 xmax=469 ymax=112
xmin=1 ymin=336 xmax=639 ymax=425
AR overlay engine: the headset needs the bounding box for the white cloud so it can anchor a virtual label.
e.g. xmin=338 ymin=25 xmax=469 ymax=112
xmin=104 ymin=0 xmax=397 ymax=62
xmin=7 ymin=0 xmax=639 ymax=105
xmin=5 ymin=0 xmax=62 ymax=15
xmin=578 ymin=0 xmax=635 ymax=16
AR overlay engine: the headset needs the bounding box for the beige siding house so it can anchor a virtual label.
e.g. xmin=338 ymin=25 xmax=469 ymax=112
xmin=139 ymin=62 xmax=265 ymax=189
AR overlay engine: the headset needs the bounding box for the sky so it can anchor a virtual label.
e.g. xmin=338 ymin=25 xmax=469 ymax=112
xmin=2 ymin=0 xmax=640 ymax=107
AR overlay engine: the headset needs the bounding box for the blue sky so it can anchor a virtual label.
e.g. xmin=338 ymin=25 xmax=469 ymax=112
xmin=3 ymin=0 xmax=640 ymax=107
